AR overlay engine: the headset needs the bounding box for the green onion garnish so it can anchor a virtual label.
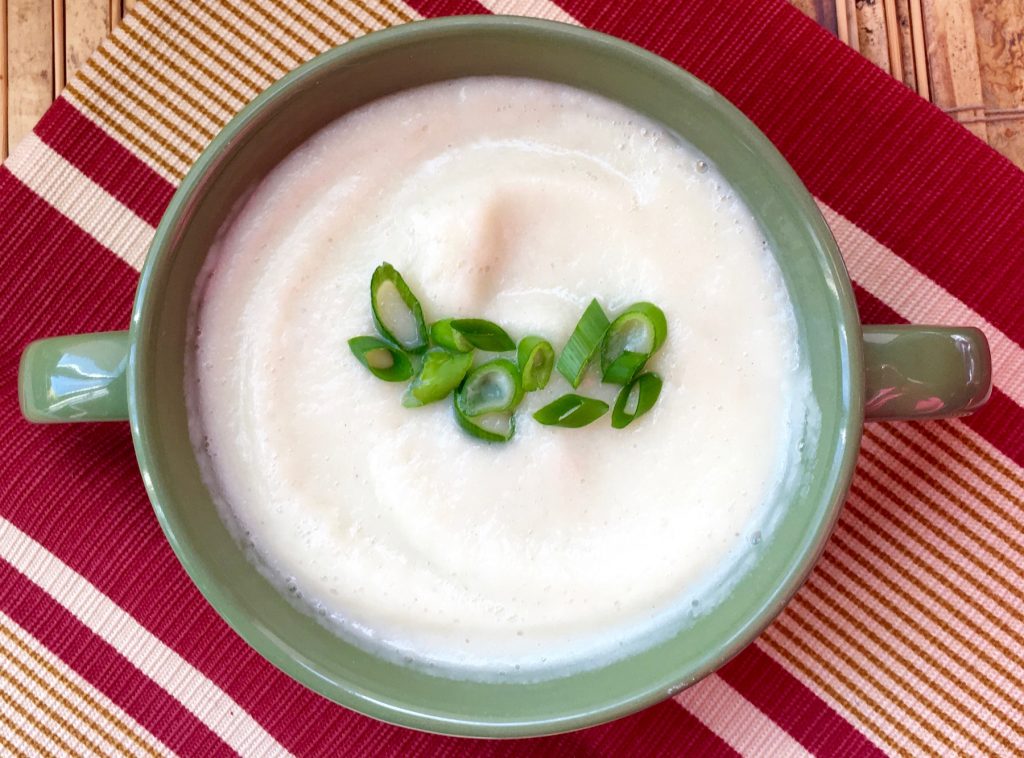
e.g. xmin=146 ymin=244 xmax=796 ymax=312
xmin=370 ymin=262 xmax=428 ymax=354
xmin=453 ymin=396 xmax=515 ymax=443
xmin=601 ymin=302 xmax=668 ymax=384
xmin=556 ymin=299 xmax=610 ymax=388
xmin=448 ymin=319 xmax=516 ymax=352
xmin=612 ymin=373 xmax=663 ymax=428
xmin=353 ymin=263 xmax=668 ymax=437
xmin=430 ymin=319 xmax=473 ymax=352
xmin=517 ymin=336 xmax=555 ymax=392
xmin=347 ymin=336 xmax=415 ymax=382
xmin=457 ymin=359 xmax=523 ymax=416
xmin=533 ymin=393 xmax=609 ymax=428
xmin=402 ymin=348 xmax=474 ymax=407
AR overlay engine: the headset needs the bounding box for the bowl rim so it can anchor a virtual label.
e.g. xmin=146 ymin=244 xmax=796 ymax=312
xmin=128 ymin=15 xmax=864 ymax=737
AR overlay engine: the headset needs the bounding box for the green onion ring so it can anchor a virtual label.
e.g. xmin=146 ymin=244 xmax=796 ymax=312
xmin=533 ymin=393 xmax=609 ymax=428
xmin=457 ymin=359 xmax=523 ymax=417
xmin=600 ymin=302 xmax=668 ymax=384
xmin=403 ymin=348 xmax=474 ymax=407
xmin=612 ymin=373 xmax=663 ymax=429
xmin=347 ymin=336 xmax=414 ymax=382
xmin=370 ymin=262 xmax=428 ymax=353
xmin=516 ymin=336 xmax=555 ymax=392
xmin=448 ymin=319 xmax=516 ymax=352
xmin=430 ymin=319 xmax=473 ymax=352
xmin=453 ymin=397 xmax=515 ymax=442
xmin=602 ymin=350 xmax=650 ymax=386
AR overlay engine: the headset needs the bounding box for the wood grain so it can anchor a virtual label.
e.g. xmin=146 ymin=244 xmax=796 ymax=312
xmin=65 ymin=0 xmax=108 ymax=79
xmin=790 ymin=0 xmax=838 ymax=33
xmin=909 ymin=0 xmax=931 ymax=98
xmin=856 ymin=0 xmax=892 ymax=73
xmin=1 ymin=0 xmax=8 ymax=158
xmin=837 ymin=0 xmax=851 ymax=45
xmin=924 ymin=0 xmax=988 ymax=139
xmin=1 ymin=1 xmax=1023 ymax=168
xmin=838 ymin=0 xmax=861 ymax=51
xmin=893 ymin=0 xmax=917 ymax=88
xmin=802 ymin=0 xmax=1024 ymax=167
xmin=972 ymin=0 xmax=1024 ymax=166
xmin=7 ymin=0 xmax=53 ymax=150
xmin=882 ymin=0 xmax=904 ymax=79
xmin=52 ymin=0 xmax=63 ymax=91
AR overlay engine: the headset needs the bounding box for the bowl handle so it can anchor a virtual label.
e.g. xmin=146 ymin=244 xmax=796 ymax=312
xmin=862 ymin=325 xmax=991 ymax=422
xmin=18 ymin=332 xmax=130 ymax=423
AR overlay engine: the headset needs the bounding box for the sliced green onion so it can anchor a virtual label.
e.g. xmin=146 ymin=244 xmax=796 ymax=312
xmin=403 ymin=348 xmax=473 ymax=407
xmin=517 ymin=336 xmax=555 ymax=392
xmin=602 ymin=350 xmax=649 ymax=385
xmin=601 ymin=302 xmax=668 ymax=384
xmin=370 ymin=262 xmax=428 ymax=354
xmin=533 ymin=393 xmax=609 ymax=428
xmin=347 ymin=336 xmax=414 ymax=382
xmin=448 ymin=319 xmax=516 ymax=352
xmin=457 ymin=359 xmax=523 ymax=416
xmin=556 ymin=299 xmax=610 ymax=388
xmin=612 ymin=373 xmax=663 ymax=429
xmin=430 ymin=319 xmax=473 ymax=352
xmin=453 ymin=396 xmax=515 ymax=443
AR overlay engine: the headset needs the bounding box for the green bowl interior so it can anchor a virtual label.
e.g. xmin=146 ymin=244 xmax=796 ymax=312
xmin=130 ymin=17 xmax=862 ymax=737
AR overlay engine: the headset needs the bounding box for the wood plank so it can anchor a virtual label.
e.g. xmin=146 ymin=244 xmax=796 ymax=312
xmin=923 ymin=0 xmax=987 ymax=139
xmin=836 ymin=0 xmax=850 ymax=45
xmin=790 ymin=0 xmax=839 ymax=34
xmin=53 ymin=0 xmax=64 ymax=92
xmin=817 ymin=0 xmax=840 ymax=34
xmin=855 ymin=0 xmax=891 ymax=71
xmin=908 ymin=0 xmax=931 ymax=98
xmin=1 ymin=0 xmax=8 ymax=159
xmin=882 ymin=0 xmax=904 ymax=79
xmin=65 ymin=0 xmax=110 ymax=79
xmin=790 ymin=0 xmax=820 ymax=20
xmin=846 ymin=0 xmax=861 ymax=51
xmin=893 ymin=0 xmax=918 ymax=89
xmin=972 ymin=0 xmax=1024 ymax=169
xmin=838 ymin=0 xmax=862 ymax=51
xmin=7 ymin=0 xmax=54 ymax=151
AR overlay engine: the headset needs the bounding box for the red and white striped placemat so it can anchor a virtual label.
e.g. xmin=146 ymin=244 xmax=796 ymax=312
xmin=1 ymin=0 xmax=1022 ymax=755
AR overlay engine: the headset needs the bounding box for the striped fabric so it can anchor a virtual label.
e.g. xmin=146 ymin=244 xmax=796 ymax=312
xmin=1 ymin=0 xmax=1021 ymax=754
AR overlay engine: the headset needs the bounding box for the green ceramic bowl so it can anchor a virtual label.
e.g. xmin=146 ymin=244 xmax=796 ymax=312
xmin=18 ymin=16 xmax=991 ymax=737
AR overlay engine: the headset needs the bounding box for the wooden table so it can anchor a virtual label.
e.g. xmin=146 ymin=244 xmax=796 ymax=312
xmin=1 ymin=0 xmax=1022 ymax=168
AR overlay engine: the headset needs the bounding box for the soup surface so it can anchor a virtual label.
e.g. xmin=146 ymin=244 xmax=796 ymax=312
xmin=188 ymin=77 xmax=813 ymax=679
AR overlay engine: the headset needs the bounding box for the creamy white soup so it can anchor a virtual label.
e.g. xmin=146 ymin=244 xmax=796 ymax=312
xmin=188 ymin=77 xmax=814 ymax=680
